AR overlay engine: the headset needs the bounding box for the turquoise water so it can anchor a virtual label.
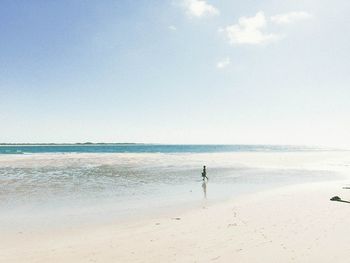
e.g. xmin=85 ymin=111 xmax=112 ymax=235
xmin=0 ymin=144 xmax=325 ymax=154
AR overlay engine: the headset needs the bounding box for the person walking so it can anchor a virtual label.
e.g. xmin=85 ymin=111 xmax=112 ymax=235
xmin=202 ymin=165 xmax=208 ymax=181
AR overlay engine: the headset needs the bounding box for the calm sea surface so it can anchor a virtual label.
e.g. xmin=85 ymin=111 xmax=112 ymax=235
xmin=0 ymin=144 xmax=325 ymax=154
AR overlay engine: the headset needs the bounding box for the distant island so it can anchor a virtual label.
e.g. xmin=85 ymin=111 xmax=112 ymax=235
xmin=0 ymin=143 xmax=140 ymax=146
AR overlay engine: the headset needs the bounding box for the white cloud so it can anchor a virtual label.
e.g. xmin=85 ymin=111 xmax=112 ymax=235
xmin=168 ymin=25 xmax=177 ymax=31
xmin=216 ymin=57 xmax=231 ymax=69
xmin=182 ymin=0 xmax=219 ymax=17
xmin=271 ymin=11 xmax=312 ymax=25
xmin=222 ymin=11 xmax=281 ymax=45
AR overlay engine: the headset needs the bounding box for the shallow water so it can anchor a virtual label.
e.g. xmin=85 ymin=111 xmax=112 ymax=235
xmin=1 ymin=150 xmax=349 ymax=230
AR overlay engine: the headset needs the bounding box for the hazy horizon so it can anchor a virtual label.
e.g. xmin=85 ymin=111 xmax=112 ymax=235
xmin=0 ymin=142 xmax=334 ymax=146
xmin=0 ymin=143 xmax=345 ymax=151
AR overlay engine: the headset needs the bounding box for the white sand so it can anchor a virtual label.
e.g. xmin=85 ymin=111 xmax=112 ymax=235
xmin=2 ymin=181 xmax=350 ymax=263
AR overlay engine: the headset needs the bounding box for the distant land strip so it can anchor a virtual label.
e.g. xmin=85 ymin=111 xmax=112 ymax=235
xmin=0 ymin=143 xmax=140 ymax=146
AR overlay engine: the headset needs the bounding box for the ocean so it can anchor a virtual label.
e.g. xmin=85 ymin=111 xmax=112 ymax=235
xmin=0 ymin=144 xmax=325 ymax=154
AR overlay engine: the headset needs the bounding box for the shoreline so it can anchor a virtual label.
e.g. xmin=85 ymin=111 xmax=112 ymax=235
xmin=2 ymin=180 xmax=350 ymax=262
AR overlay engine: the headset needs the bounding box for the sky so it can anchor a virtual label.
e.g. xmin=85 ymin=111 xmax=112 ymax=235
xmin=1 ymin=0 xmax=350 ymax=146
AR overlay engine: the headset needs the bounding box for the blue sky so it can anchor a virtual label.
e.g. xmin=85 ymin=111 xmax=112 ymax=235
xmin=1 ymin=0 xmax=350 ymax=146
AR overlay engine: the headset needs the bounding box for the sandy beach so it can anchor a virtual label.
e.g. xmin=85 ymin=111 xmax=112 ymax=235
xmin=3 ymin=0 xmax=350 ymax=260
xmin=2 ymin=179 xmax=350 ymax=263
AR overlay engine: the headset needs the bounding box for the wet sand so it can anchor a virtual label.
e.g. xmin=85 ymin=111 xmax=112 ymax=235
xmin=2 ymin=181 xmax=350 ymax=263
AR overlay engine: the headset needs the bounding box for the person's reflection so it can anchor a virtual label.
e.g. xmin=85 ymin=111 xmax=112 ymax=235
xmin=202 ymin=181 xmax=207 ymax=199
